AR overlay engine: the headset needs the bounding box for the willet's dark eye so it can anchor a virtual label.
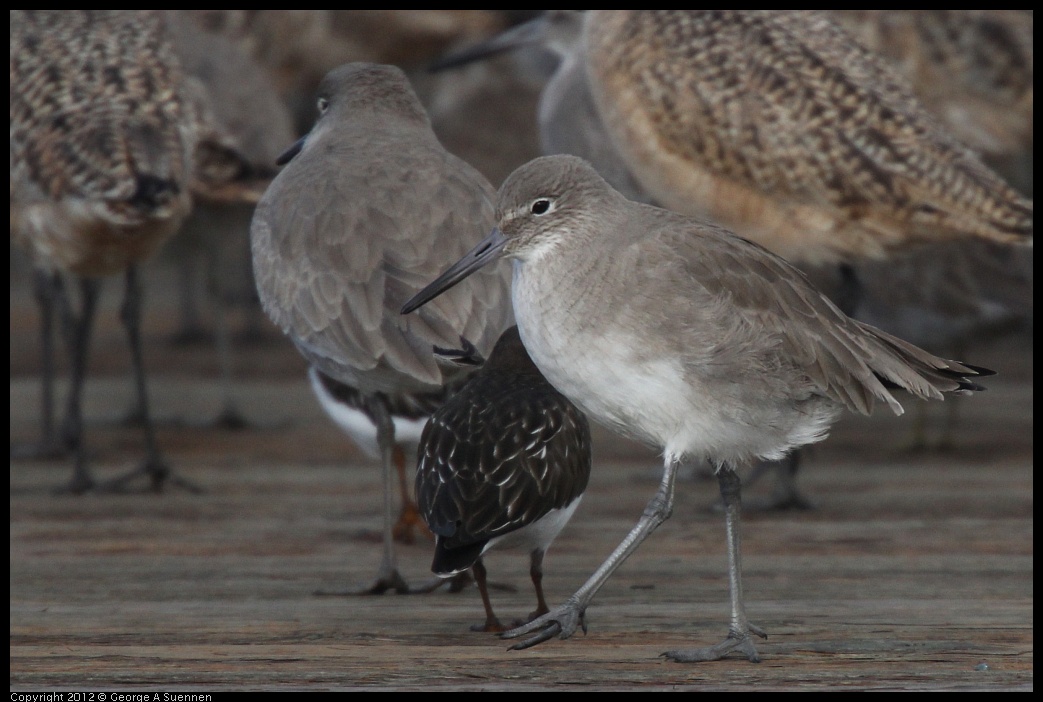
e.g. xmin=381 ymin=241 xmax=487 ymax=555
xmin=317 ymin=97 xmax=329 ymax=114
xmin=531 ymin=199 xmax=551 ymax=215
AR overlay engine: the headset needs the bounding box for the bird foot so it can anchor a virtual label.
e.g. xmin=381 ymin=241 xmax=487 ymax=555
xmin=11 ymin=437 xmax=71 ymax=461
xmin=500 ymin=599 xmax=587 ymax=650
xmin=471 ymin=618 xmax=508 ymax=633
xmin=741 ymin=491 xmax=816 ymax=513
xmin=408 ymin=571 xmax=474 ymax=594
xmin=662 ymin=624 xmax=767 ymax=663
xmin=52 ymin=469 xmax=96 ymax=496
xmin=95 ymin=460 xmax=204 ymax=494
xmin=173 ymin=405 xmax=289 ymax=432
xmin=314 ymin=567 xmax=429 ymax=596
xmin=392 ymin=504 xmax=433 ymax=544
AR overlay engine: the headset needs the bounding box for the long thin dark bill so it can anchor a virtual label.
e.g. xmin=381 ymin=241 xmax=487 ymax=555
xmin=401 ymin=228 xmax=508 ymax=314
xmin=275 ymin=136 xmax=306 ymax=166
xmin=428 ymin=15 xmax=548 ymax=72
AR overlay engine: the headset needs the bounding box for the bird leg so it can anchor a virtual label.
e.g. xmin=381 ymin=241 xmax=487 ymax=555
xmin=663 ymin=463 xmax=766 ymax=663
xmin=739 ymin=451 xmax=816 ymax=512
xmin=391 ymin=444 xmax=433 ymax=544
xmin=316 ymin=397 xmax=410 ymax=595
xmin=168 ymin=245 xmax=213 ymax=346
xmin=97 ymin=267 xmax=202 ymax=494
xmin=190 ymin=224 xmax=271 ymax=431
xmin=313 ymin=400 xmax=479 ymax=596
xmin=54 ymin=277 xmax=101 ymax=494
xmin=12 ymin=269 xmax=71 ymax=460
xmin=470 ymin=558 xmax=507 ymax=632
xmin=526 ymin=548 xmax=550 ymax=623
xmin=469 ymin=549 xmax=553 ymax=633
xmin=501 ymin=455 xmax=681 ymax=650
xmin=362 ymin=396 xmax=410 ymax=593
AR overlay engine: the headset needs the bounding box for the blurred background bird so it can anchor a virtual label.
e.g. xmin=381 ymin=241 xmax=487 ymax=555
xmin=11 ymin=11 xmax=221 ymax=492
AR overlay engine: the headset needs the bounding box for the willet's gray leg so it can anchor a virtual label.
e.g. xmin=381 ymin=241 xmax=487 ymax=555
xmin=663 ymin=464 xmax=767 ymax=663
xmin=502 ymin=455 xmax=681 ymax=649
xmin=316 ymin=397 xmax=411 ymax=595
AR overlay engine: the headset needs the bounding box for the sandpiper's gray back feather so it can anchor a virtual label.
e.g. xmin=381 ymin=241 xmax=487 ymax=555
xmin=250 ymin=62 xmax=512 ymax=396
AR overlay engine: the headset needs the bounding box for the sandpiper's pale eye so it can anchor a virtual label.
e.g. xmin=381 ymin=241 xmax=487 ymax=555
xmin=531 ymin=198 xmax=553 ymax=215
xmin=317 ymin=97 xmax=330 ymax=114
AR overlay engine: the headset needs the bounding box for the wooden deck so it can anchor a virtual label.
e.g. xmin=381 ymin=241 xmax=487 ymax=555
xmin=9 ymin=261 xmax=1033 ymax=691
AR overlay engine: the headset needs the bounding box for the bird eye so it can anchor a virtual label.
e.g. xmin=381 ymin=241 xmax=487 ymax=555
xmin=531 ymin=198 xmax=552 ymax=215
xmin=317 ymin=97 xmax=329 ymax=114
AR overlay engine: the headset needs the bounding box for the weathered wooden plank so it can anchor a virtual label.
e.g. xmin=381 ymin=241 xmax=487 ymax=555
xmin=9 ymin=261 xmax=1033 ymax=691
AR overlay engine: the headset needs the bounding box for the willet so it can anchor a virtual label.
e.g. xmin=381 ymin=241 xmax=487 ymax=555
xmin=10 ymin=10 xmax=204 ymax=493
xmin=402 ymin=154 xmax=994 ymax=663
xmin=250 ymin=62 xmax=512 ymax=595
xmin=416 ymin=325 xmax=591 ymax=632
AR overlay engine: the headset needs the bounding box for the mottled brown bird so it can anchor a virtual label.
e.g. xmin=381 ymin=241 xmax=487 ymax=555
xmin=829 ymin=10 xmax=1033 ymax=195
xmin=250 ymin=62 xmax=512 ymax=595
xmin=10 ymin=10 xmax=205 ymax=493
xmin=583 ymin=10 xmax=1032 ymax=266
